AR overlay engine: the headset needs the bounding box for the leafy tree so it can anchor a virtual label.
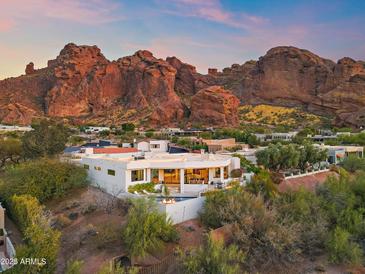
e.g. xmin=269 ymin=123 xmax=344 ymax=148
xmin=232 ymin=153 xmax=260 ymax=174
xmin=145 ymin=131 xmax=154 ymax=138
xmin=246 ymin=170 xmax=278 ymax=201
xmin=257 ymin=143 xmax=325 ymax=172
xmin=0 ymin=158 xmax=88 ymax=203
xmin=179 ymin=236 xmax=244 ymax=274
xmin=298 ymin=142 xmax=327 ymax=171
xmin=22 ymin=120 xmax=69 ymax=159
xmin=0 ymin=138 xmax=22 ymax=168
xmin=122 ymin=198 xmax=178 ymax=259
xmin=121 ymin=123 xmax=135 ymax=132
xmin=98 ymin=130 xmax=110 ymax=138
xmin=340 ymin=155 xmax=365 ymax=173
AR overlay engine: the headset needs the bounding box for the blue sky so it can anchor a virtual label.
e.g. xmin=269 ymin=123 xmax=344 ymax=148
xmin=1 ymin=0 xmax=365 ymax=79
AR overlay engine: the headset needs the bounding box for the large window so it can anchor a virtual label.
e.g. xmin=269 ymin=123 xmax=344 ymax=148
xmin=224 ymin=166 xmax=228 ymax=179
xmin=185 ymin=168 xmax=208 ymax=184
xmin=151 ymin=144 xmax=160 ymax=149
xmin=131 ymin=169 xmax=144 ymax=182
xmin=83 ymin=164 xmax=89 ymax=170
xmin=107 ymin=169 xmax=115 ymax=176
xmin=94 ymin=166 xmax=101 ymax=171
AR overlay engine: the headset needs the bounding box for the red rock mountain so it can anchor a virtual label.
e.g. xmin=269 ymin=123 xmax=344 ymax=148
xmin=0 ymin=43 xmax=364 ymax=127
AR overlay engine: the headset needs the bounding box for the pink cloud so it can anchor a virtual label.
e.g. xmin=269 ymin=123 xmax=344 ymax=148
xmin=0 ymin=19 xmax=14 ymax=32
xmin=0 ymin=0 xmax=122 ymax=30
xmin=158 ymin=0 xmax=269 ymax=30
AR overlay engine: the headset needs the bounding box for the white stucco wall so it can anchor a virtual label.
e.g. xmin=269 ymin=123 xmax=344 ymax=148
xmin=158 ymin=197 xmax=206 ymax=224
xmin=81 ymin=158 xmax=128 ymax=195
xmin=137 ymin=141 xmax=150 ymax=152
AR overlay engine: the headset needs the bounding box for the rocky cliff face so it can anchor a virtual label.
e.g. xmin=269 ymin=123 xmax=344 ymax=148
xmin=206 ymin=46 xmax=365 ymax=126
xmin=190 ymin=86 xmax=240 ymax=126
xmin=0 ymin=44 xmax=365 ymax=127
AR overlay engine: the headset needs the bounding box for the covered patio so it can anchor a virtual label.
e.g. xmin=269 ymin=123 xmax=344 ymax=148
xmin=149 ymin=166 xmax=229 ymax=193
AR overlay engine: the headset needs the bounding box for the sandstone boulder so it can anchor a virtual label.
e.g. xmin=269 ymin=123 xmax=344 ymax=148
xmin=190 ymin=86 xmax=240 ymax=126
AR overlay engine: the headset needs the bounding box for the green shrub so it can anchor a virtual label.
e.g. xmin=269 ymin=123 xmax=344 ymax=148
xmin=9 ymin=194 xmax=61 ymax=274
xmin=178 ymin=235 xmax=244 ymax=274
xmin=200 ymin=187 xmax=299 ymax=270
xmin=65 ymin=259 xmax=84 ymax=274
xmin=95 ymin=222 xmax=121 ymax=249
xmin=246 ymin=170 xmax=278 ymax=201
xmin=1 ymin=158 xmax=88 ymax=203
xmin=275 ymin=188 xmax=328 ymax=255
xmin=326 ymin=226 xmax=363 ymax=265
xmin=122 ymin=198 xmax=178 ymax=258
xmin=340 ymin=156 xmax=365 ymax=173
xmin=128 ymin=182 xmax=156 ymax=194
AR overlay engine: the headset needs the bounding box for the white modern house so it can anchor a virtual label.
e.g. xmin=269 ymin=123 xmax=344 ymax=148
xmin=80 ymin=151 xmax=240 ymax=196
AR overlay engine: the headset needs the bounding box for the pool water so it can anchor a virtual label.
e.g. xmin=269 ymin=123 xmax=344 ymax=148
xmin=155 ymin=196 xmax=196 ymax=202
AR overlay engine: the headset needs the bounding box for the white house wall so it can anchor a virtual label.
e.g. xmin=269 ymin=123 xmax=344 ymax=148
xmin=157 ymin=197 xmax=206 ymax=224
xmin=81 ymin=158 xmax=128 ymax=195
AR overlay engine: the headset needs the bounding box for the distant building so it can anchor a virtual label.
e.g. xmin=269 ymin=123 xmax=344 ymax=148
xmin=84 ymin=126 xmax=110 ymax=134
xmin=315 ymin=144 xmax=364 ymax=164
xmin=254 ymin=132 xmax=298 ymax=142
xmin=137 ymin=140 xmax=170 ymax=153
xmin=0 ymin=124 xmax=33 ymax=132
xmin=203 ymin=138 xmax=236 ymax=153
xmin=160 ymin=128 xmax=183 ymax=135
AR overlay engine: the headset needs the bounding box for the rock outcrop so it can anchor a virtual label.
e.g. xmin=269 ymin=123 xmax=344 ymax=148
xmin=1 ymin=44 xmax=365 ymax=127
xmin=0 ymin=44 xmax=186 ymax=126
xmin=204 ymin=46 xmax=365 ymax=126
xmin=190 ymin=86 xmax=240 ymax=126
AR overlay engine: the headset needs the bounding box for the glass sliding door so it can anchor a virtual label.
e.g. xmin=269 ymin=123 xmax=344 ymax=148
xmin=185 ymin=168 xmax=209 ymax=184
xmin=163 ymin=169 xmax=180 ymax=184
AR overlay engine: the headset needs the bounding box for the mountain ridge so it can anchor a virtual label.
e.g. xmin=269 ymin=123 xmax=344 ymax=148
xmin=1 ymin=43 xmax=364 ymax=127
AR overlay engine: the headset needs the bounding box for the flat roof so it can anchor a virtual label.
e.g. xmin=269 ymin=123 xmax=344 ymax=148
xmin=81 ymin=152 xmax=234 ymax=169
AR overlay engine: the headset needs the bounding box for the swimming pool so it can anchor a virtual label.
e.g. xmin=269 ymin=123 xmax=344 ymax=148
xmin=155 ymin=196 xmax=197 ymax=202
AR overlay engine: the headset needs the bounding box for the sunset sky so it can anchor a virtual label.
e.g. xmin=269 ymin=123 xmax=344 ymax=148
xmin=1 ymin=0 xmax=365 ymax=79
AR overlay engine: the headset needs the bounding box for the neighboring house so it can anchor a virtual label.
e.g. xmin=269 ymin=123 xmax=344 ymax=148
xmin=218 ymin=147 xmax=262 ymax=165
xmin=137 ymin=140 xmax=169 ymax=153
xmin=84 ymin=126 xmax=110 ymax=134
xmin=203 ymin=138 xmax=236 ymax=153
xmin=311 ymin=134 xmax=337 ymax=142
xmin=80 ymin=152 xmax=240 ymax=195
xmin=160 ymin=128 xmax=183 ymax=135
xmin=254 ymin=132 xmax=298 ymax=142
xmin=0 ymin=124 xmax=33 ymax=132
xmin=315 ymin=144 xmax=364 ymax=164
xmin=0 ymin=204 xmax=16 ymax=272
